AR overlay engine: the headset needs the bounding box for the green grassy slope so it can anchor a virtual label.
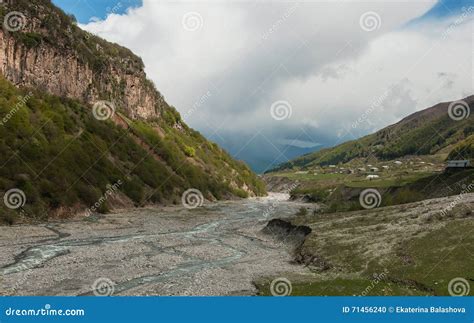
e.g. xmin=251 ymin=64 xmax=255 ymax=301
xmin=271 ymin=96 xmax=474 ymax=171
xmin=256 ymin=198 xmax=474 ymax=296
xmin=0 ymin=77 xmax=264 ymax=224
xmin=448 ymin=134 xmax=474 ymax=160
xmin=0 ymin=0 xmax=266 ymax=223
xmin=288 ymin=169 xmax=474 ymax=212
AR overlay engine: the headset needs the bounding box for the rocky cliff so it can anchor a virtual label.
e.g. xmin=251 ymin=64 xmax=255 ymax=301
xmin=0 ymin=0 xmax=163 ymax=119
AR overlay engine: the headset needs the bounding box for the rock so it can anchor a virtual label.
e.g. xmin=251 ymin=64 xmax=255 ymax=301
xmin=0 ymin=21 xmax=162 ymax=120
xmin=261 ymin=219 xmax=311 ymax=249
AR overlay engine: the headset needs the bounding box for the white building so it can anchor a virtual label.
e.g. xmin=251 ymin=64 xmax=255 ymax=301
xmin=366 ymin=175 xmax=380 ymax=180
xmin=446 ymin=160 xmax=471 ymax=168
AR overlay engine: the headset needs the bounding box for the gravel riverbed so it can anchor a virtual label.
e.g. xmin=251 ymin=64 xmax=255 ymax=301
xmin=0 ymin=194 xmax=310 ymax=296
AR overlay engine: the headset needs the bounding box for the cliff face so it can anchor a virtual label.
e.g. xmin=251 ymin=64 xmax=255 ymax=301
xmin=0 ymin=0 xmax=163 ymax=119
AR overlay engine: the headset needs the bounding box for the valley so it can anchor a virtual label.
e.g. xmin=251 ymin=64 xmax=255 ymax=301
xmin=0 ymin=195 xmax=309 ymax=296
xmin=1 ymin=190 xmax=473 ymax=296
xmin=0 ymin=0 xmax=472 ymax=300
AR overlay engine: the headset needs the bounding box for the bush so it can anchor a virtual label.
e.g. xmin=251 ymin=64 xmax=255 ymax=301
xmin=390 ymin=188 xmax=424 ymax=205
xmin=184 ymin=146 xmax=195 ymax=157
xmin=122 ymin=177 xmax=144 ymax=204
xmin=16 ymin=32 xmax=43 ymax=48
xmin=233 ymin=188 xmax=248 ymax=198
xmin=0 ymin=208 xmax=17 ymax=225
xmin=296 ymin=207 xmax=308 ymax=216
xmin=76 ymin=183 xmax=101 ymax=206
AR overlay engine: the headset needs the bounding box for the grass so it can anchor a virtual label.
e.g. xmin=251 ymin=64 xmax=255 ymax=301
xmin=345 ymin=172 xmax=433 ymax=188
xmin=386 ymin=220 xmax=474 ymax=296
xmin=282 ymin=166 xmax=474 ymax=212
xmin=275 ymin=169 xmax=435 ymax=189
xmin=273 ymin=172 xmax=346 ymax=181
xmin=255 ymin=197 xmax=474 ymax=296
xmin=0 ymin=76 xmax=265 ymax=224
xmin=257 ymin=277 xmax=430 ymax=296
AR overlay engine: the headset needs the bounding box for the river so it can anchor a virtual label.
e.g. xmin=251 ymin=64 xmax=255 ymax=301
xmin=0 ymin=194 xmax=309 ymax=296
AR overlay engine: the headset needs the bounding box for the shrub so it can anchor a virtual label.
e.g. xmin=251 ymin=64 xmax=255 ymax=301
xmin=122 ymin=177 xmax=144 ymax=204
xmin=184 ymin=146 xmax=195 ymax=157
xmin=0 ymin=208 xmax=17 ymax=225
xmin=296 ymin=207 xmax=308 ymax=216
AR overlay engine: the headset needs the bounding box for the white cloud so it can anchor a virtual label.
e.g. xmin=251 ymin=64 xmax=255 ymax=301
xmin=80 ymin=0 xmax=471 ymax=150
xmin=270 ymin=21 xmax=472 ymax=139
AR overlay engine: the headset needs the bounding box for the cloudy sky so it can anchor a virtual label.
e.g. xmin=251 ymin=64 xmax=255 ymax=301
xmin=54 ymin=0 xmax=473 ymax=172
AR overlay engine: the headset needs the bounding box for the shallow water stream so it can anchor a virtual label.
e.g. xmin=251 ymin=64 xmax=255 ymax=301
xmin=0 ymin=194 xmax=309 ymax=296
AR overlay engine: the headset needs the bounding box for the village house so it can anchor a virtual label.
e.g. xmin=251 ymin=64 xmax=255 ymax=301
xmin=366 ymin=174 xmax=380 ymax=180
xmin=446 ymin=160 xmax=471 ymax=168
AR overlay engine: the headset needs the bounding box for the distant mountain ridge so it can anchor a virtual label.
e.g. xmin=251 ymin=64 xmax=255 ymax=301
xmin=270 ymin=96 xmax=474 ymax=171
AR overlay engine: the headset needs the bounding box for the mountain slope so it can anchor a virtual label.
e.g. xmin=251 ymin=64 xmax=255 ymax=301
xmin=0 ymin=0 xmax=162 ymax=119
xmin=448 ymin=134 xmax=474 ymax=160
xmin=271 ymin=96 xmax=474 ymax=171
xmin=0 ymin=0 xmax=265 ymax=224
